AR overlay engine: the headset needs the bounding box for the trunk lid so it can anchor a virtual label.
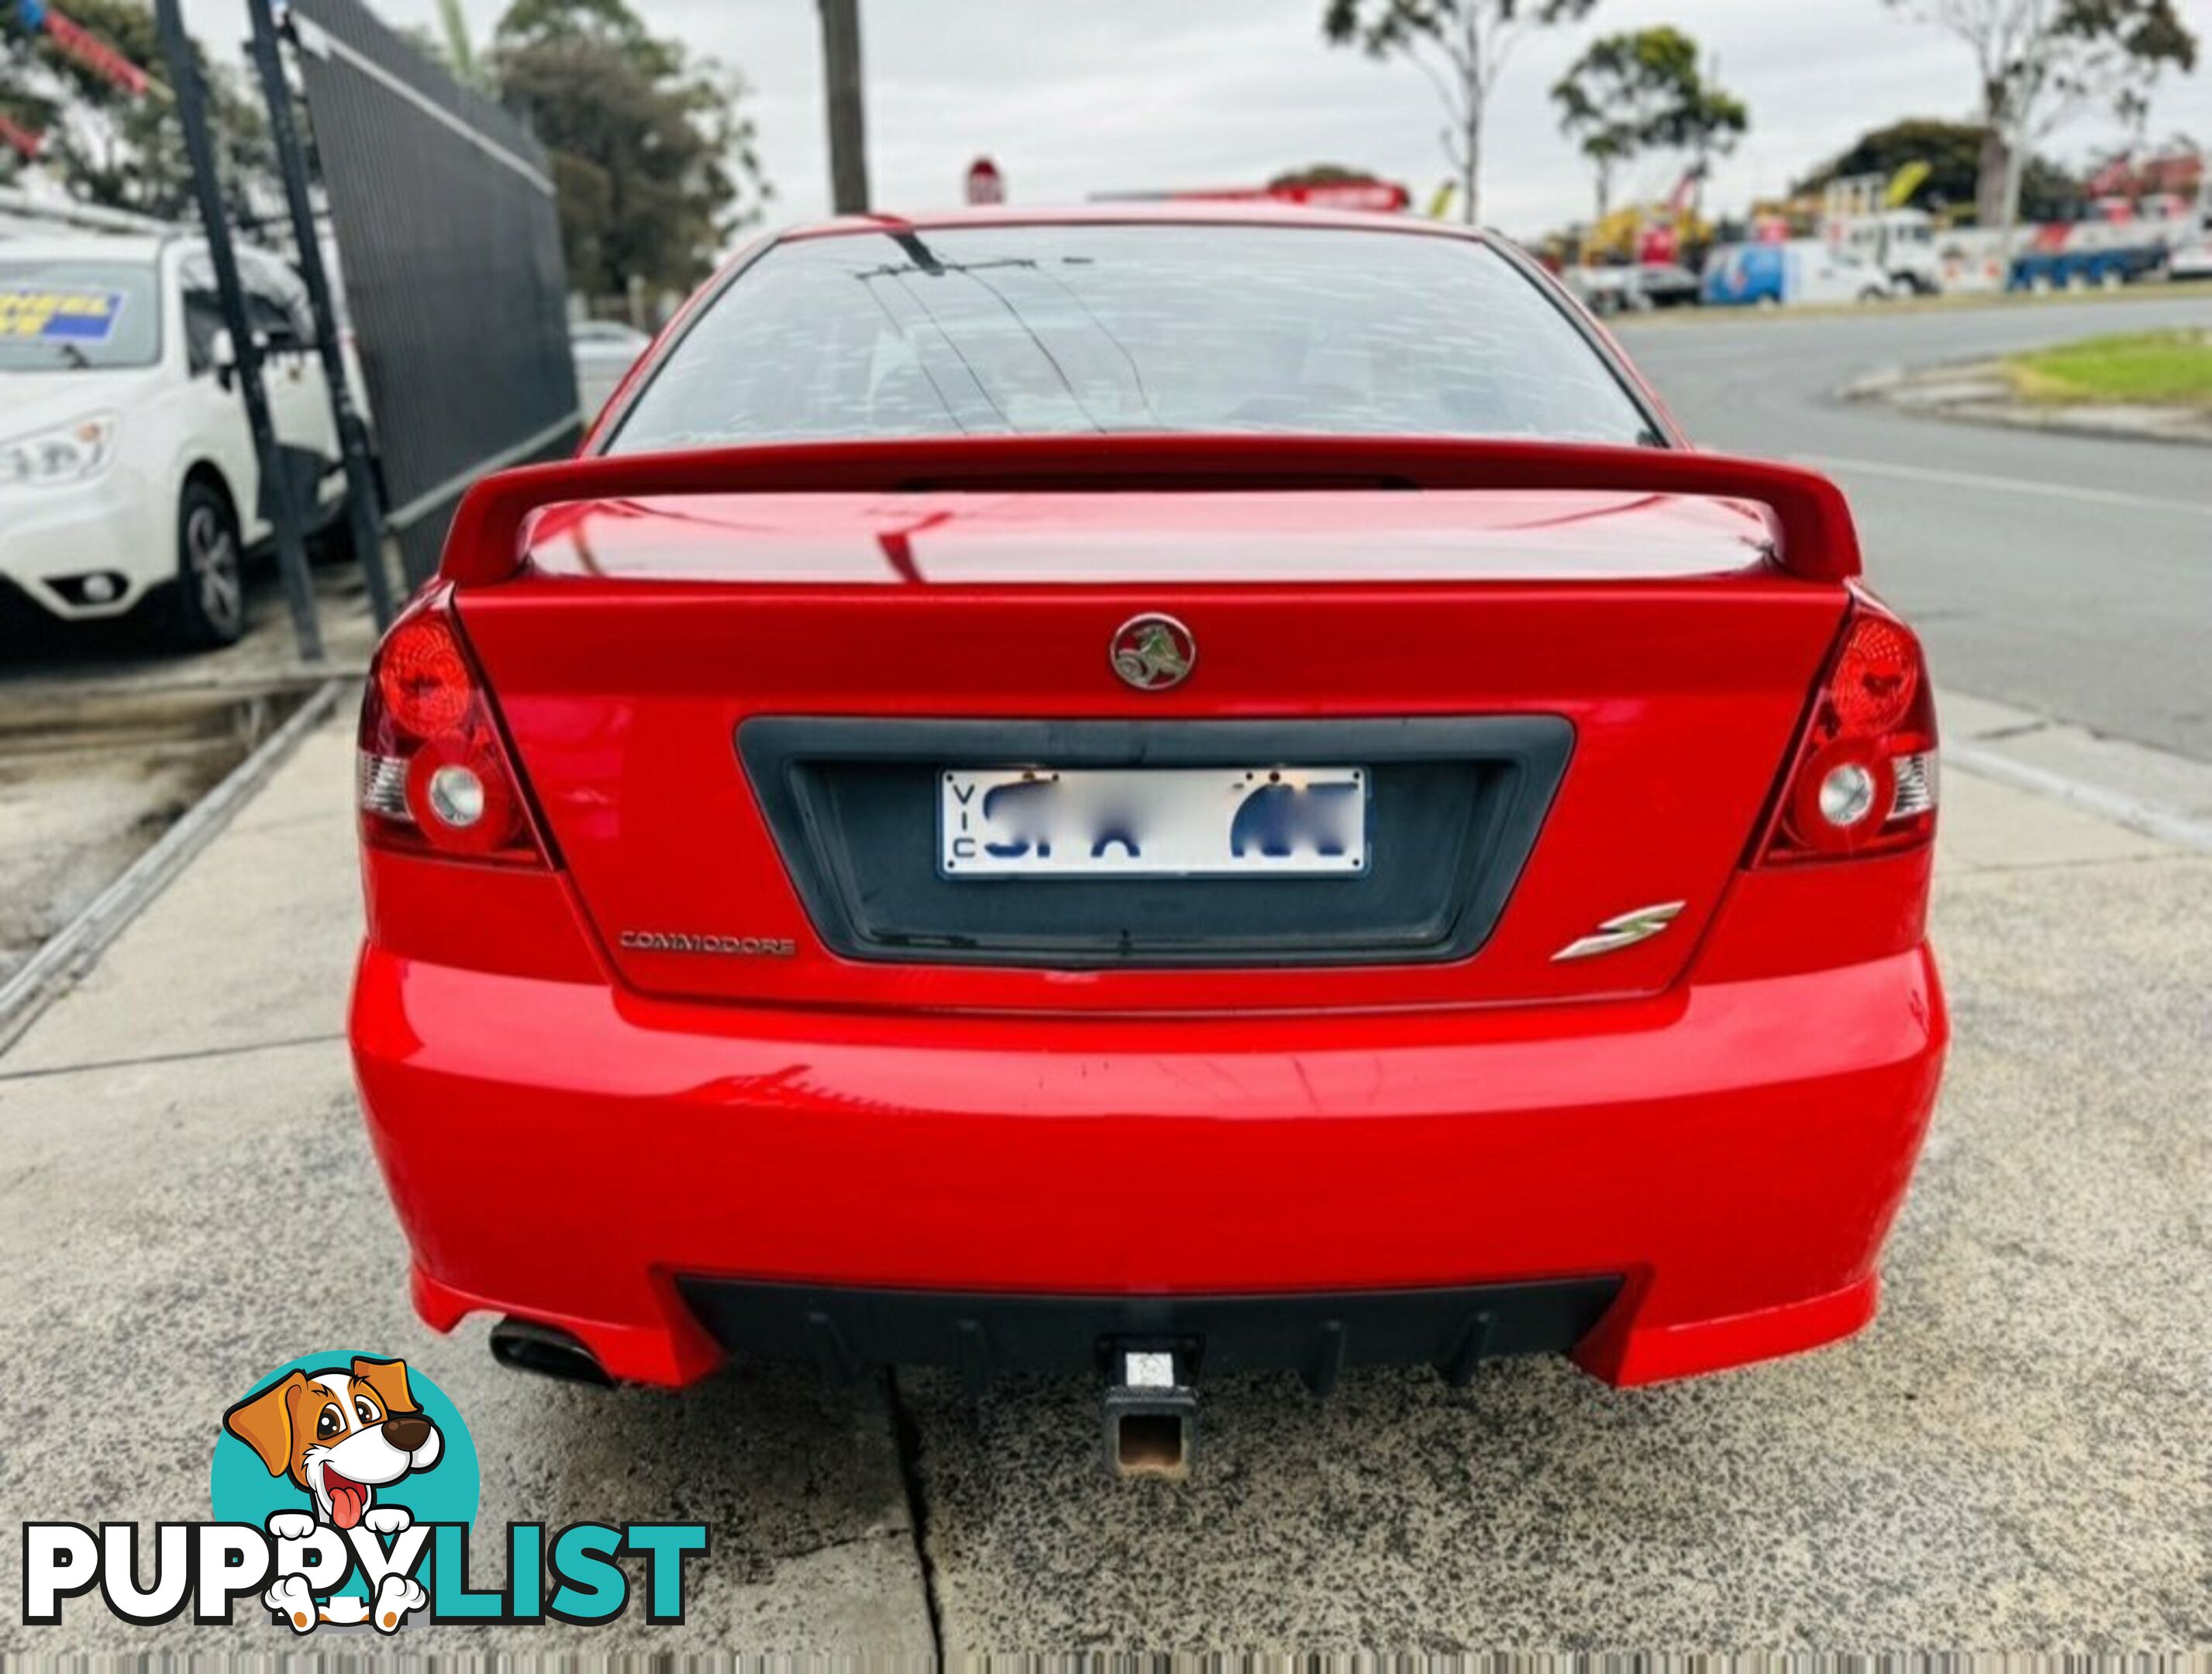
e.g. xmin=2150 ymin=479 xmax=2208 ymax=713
xmin=457 ymin=486 xmax=1847 ymax=1013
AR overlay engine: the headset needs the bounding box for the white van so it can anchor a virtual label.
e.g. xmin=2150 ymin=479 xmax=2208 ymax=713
xmin=1702 ymin=239 xmax=1899 ymax=308
xmin=1 ymin=232 xmax=350 ymax=648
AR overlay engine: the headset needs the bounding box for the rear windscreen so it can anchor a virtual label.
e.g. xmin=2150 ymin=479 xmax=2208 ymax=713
xmin=608 ymin=224 xmax=1659 ymax=451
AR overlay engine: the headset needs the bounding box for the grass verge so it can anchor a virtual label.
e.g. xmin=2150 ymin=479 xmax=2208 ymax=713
xmin=2003 ymin=328 xmax=2212 ymax=407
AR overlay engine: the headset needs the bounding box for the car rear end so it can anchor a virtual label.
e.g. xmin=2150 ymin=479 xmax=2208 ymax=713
xmin=347 ymin=215 xmax=1945 ymax=1448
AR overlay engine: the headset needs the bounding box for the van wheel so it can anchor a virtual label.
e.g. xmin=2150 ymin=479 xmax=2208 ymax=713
xmin=170 ymin=479 xmax=245 ymax=649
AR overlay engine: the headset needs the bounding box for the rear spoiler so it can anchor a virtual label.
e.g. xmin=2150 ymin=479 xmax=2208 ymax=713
xmin=438 ymin=435 xmax=1862 ymax=587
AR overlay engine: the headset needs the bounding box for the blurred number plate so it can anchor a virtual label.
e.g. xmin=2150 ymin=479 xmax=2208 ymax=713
xmin=940 ymin=766 xmax=1368 ymax=879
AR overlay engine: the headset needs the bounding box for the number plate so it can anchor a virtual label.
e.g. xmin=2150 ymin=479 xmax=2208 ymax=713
xmin=939 ymin=766 xmax=1368 ymax=879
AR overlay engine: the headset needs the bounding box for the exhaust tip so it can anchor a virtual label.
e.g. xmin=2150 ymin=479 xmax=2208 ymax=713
xmin=489 ymin=1317 xmax=615 ymax=1387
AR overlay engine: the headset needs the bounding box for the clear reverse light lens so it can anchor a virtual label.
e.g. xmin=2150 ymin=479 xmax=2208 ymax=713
xmin=0 ymin=415 xmax=119 ymax=487
xmin=1819 ymin=761 xmax=1878 ymax=828
xmin=427 ymin=763 xmax=485 ymax=828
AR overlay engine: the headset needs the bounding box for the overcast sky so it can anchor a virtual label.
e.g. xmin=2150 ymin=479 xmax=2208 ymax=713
xmin=233 ymin=0 xmax=2212 ymax=241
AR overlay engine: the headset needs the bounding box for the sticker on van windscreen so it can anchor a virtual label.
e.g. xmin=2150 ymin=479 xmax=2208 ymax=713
xmin=0 ymin=285 xmax=126 ymax=342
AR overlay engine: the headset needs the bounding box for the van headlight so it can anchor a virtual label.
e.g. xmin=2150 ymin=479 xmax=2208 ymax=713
xmin=0 ymin=415 xmax=119 ymax=487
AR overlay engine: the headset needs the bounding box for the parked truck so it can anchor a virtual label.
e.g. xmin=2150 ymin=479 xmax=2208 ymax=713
xmin=2006 ymin=207 xmax=2193 ymax=291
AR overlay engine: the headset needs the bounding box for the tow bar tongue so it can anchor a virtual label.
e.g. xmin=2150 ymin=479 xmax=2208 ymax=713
xmin=1102 ymin=1346 xmax=1197 ymax=1480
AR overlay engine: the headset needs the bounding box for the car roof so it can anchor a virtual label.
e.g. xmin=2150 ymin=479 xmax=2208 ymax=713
xmin=777 ymin=201 xmax=1491 ymax=246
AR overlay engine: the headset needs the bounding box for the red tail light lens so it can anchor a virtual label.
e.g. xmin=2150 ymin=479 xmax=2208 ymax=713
xmin=358 ymin=601 xmax=548 ymax=866
xmin=1757 ymin=602 xmax=1938 ymax=865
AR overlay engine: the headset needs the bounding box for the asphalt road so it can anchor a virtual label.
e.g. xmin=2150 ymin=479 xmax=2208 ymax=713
xmin=1616 ymin=291 xmax=2212 ymax=764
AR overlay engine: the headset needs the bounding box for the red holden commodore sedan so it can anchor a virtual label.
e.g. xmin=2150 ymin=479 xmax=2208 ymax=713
xmin=349 ymin=207 xmax=1944 ymax=1474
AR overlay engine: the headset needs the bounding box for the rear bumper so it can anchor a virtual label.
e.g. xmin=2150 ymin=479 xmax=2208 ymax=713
xmin=350 ymin=941 xmax=1945 ymax=1390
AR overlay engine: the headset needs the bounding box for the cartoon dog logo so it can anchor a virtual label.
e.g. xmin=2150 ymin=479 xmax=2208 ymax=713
xmin=222 ymin=1355 xmax=442 ymax=1631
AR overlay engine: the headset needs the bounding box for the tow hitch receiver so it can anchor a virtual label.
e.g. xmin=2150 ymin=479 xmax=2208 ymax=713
xmin=1102 ymin=1346 xmax=1197 ymax=1480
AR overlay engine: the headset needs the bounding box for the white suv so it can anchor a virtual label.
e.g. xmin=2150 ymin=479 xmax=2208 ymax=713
xmin=1 ymin=232 xmax=350 ymax=648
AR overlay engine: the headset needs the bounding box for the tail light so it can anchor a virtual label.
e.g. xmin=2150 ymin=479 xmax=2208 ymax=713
xmin=1755 ymin=600 xmax=1938 ymax=865
xmin=357 ymin=598 xmax=548 ymax=866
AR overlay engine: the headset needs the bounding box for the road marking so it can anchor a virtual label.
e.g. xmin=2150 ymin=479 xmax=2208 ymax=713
xmin=1800 ymin=453 xmax=2212 ymax=520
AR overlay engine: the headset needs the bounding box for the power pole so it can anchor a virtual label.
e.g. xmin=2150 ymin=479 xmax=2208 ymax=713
xmin=818 ymin=0 xmax=869 ymax=215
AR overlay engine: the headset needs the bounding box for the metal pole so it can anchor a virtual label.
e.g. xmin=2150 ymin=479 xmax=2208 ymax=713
xmin=153 ymin=0 xmax=324 ymax=663
xmin=817 ymin=0 xmax=870 ymax=215
xmin=243 ymin=0 xmax=395 ymax=631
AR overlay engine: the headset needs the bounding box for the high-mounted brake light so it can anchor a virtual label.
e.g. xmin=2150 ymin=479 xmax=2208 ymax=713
xmin=1756 ymin=601 xmax=1938 ymax=865
xmin=357 ymin=601 xmax=547 ymax=866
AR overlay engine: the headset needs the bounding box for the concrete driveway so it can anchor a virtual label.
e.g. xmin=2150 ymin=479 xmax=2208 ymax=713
xmin=1 ymin=703 xmax=2204 ymax=1653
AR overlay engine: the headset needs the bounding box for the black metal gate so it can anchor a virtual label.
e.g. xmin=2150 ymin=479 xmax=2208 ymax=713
xmin=287 ymin=0 xmax=580 ymax=584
